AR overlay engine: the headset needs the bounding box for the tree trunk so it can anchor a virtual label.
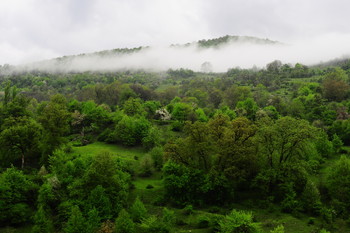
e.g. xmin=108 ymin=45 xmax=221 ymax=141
xmin=21 ymin=153 xmax=24 ymax=169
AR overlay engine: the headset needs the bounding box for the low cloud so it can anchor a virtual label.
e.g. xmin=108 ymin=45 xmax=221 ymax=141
xmin=5 ymin=33 xmax=350 ymax=74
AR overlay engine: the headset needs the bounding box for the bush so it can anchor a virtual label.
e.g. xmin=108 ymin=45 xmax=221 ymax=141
xmin=218 ymin=209 xmax=261 ymax=233
xmin=270 ymin=225 xmax=284 ymax=233
xmin=140 ymin=216 xmax=169 ymax=233
xmin=162 ymin=208 xmax=175 ymax=229
xmin=142 ymin=127 xmax=161 ymax=150
xmin=307 ymin=217 xmax=315 ymax=225
xmin=182 ymin=205 xmax=194 ymax=216
xmin=149 ymin=147 xmax=164 ymax=171
xmin=197 ymin=216 xmax=210 ymax=228
xmin=139 ymin=155 xmax=153 ymax=177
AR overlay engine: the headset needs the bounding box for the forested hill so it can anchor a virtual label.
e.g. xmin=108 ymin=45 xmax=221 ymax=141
xmin=62 ymin=35 xmax=280 ymax=58
xmin=0 ymin=35 xmax=282 ymax=74
xmin=2 ymin=54 xmax=350 ymax=232
xmin=173 ymin=35 xmax=280 ymax=48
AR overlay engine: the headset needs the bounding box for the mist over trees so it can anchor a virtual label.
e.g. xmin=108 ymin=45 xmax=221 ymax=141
xmin=2 ymin=35 xmax=350 ymax=74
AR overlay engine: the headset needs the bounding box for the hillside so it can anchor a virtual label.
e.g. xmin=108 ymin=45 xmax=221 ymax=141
xmin=1 ymin=56 xmax=350 ymax=232
xmin=0 ymin=35 xmax=284 ymax=74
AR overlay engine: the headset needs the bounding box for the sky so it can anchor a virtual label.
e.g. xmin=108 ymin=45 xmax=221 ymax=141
xmin=1 ymin=0 xmax=350 ymax=67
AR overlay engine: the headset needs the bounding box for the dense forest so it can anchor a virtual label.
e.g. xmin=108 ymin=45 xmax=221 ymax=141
xmin=1 ymin=57 xmax=350 ymax=233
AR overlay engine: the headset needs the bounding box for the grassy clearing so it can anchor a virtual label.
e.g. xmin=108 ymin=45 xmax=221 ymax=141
xmin=71 ymin=141 xmax=146 ymax=161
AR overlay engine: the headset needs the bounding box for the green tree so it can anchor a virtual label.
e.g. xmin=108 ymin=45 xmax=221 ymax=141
xmin=326 ymin=155 xmax=350 ymax=216
xmin=123 ymin=97 xmax=146 ymax=116
xmin=86 ymin=185 xmax=112 ymax=220
xmin=130 ymin=196 xmax=147 ymax=223
xmin=149 ymin=146 xmax=164 ymax=171
xmin=86 ymin=208 xmax=101 ymax=233
xmin=64 ymin=205 xmax=86 ymax=233
xmin=171 ymin=102 xmax=194 ymax=122
xmin=0 ymin=167 xmax=37 ymax=225
xmin=235 ymin=97 xmax=259 ymax=120
xmin=224 ymin=85 xmax=252 ymax=109
xmin=322 ymin=68 xmax=349 ymax=101
xmin=81 ymin=152 xmax=130 ymax=216
xmin=115 ymin=209 xmax=135 ymax=233
xmin=0 ymin=117 xmax=42 ymax=168
xmin=332 ymin=134 xmax=343 ymax=154
xmin=114 ymin=115 xmax=151 ymax=146
xmin=257 ymin=117 xmax=317 ymax=168
xmin=32 ymin=205 xmax=54 ymax=233
xmin=142 ymin=126 xmax=160 ymax=150
xmin=38 ymin=94 xmax=70 ymax=158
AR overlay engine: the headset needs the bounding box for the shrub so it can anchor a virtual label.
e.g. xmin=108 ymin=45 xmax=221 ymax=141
xmin=182 ymin=205 xmax=194 ymax=216
xmin=197 ymin=216 xmax=210 ymax=228
xmin=140 ymin=216 xmax=169 ymax=233
xmin=149 ymin=146 xmax=164 ymax=171
xmin=139 ymin=155 xmax=153 ymax=177
xmin=218 ymin=209 xmax=261 ymax=233
xmin=162 ymin=208 xmax=175 ymax=229
xmin=270 ymin=225 xmax=284 ymax=233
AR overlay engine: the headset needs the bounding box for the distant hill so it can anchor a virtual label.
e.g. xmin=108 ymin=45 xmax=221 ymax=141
xmin=0 ymin=35 xmax=290 ymax=74
xmin=193 ymin=35 xmax=279 ymax=48
xmin=56 ymin=35 xmax=281 ymax=60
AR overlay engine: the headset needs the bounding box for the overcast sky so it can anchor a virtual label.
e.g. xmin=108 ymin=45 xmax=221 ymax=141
xmin=1 ymin=0 xmax=350 ymax=65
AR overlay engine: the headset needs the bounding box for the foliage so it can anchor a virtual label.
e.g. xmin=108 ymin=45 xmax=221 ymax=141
xmin=326 ymin=155 xmax=350 ymax=217
xmin=64 ymin=205 xmax=86 ymax=233
xmin=130 ymin=197 xmax=147 ymax=223
xmin=0 ymin=117 xmax=43 ymax=168
xmin=0 ymin=167 xmax=37 ymax=226
xmin=270 ymin=225 xmax=284 ymax=233
xmin=149 ymin=146 xmax=164 ymax=171
xmin=218 ymin=209 xmax=261 ymax=233
xmin=31 ymin=205 xmax=54 ymax=233
xmin=115 ymin=209 xmax=135 ymax=233
xmin=139 ymin=155 xmax=153 ymax=177
xmin=2 ymin=60 xmax=350 ymax=232
xmin=140 ymin=208 xmax=174 ymax=233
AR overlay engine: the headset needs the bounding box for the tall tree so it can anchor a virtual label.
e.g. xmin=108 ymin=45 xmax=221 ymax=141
xmin=0 ymin=117 xmax=42 ymax=168
xmin=38 ymin=94 xmax=70 ymax=158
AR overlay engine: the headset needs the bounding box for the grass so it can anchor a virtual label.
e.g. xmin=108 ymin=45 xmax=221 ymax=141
xmin=133 ymin=172 xmax=163 ymax=190
xmin=71 ymin=141 xmax=146 ymax=162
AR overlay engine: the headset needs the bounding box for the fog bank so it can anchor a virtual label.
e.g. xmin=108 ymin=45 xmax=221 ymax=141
xmin=5 ymin=34 xmax=350 ymax=73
